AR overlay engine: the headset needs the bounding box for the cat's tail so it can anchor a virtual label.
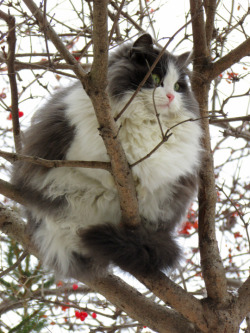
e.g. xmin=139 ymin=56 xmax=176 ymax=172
xmin=79 ymin=223 xmax=181 ymax=275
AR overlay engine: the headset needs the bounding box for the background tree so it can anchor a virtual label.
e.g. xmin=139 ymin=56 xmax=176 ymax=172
xmin=0 ymin=0 xmax=249 ymax=332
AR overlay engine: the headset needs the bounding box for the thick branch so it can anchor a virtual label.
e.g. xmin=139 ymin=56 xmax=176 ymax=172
xmin=81 ymin=274 xmax=197 ymax=333
xmin=135 ymin=271 xmax=207 ymax=332
xmin=85 ymin=0 xmax=140 ymax=228
xmin=190 ymin=0 xmax=229 ymax=304
xmin=208 ymin=37 xmax=250 ymax=80
xmin=204 ymin=0 xmax=217 ymax=47
xmin=0 ymin=204 xmax=38 ymax=256
xmin=0 ymin=179 xmax=27 ymax=206
xmin=237 ymin=276 xmax=250 ymax=320
xmin=190 ymin=0 xmax=209 ymax=62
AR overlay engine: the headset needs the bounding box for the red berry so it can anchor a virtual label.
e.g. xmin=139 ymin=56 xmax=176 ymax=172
xmin=75 ymin=310 xmax=80 ymax=318
xmin=72 ymin=283 xmax=78 ymax=290
xmin=6 ymin=110 xmax=24 ymax=120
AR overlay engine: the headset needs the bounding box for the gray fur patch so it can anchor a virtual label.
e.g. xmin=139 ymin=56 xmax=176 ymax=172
xmin=12 ymin=87 xmax=76 ymax=214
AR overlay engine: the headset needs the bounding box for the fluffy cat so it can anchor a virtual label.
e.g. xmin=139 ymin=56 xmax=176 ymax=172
xmin=12 ymin=34 xmax=202 ymax=279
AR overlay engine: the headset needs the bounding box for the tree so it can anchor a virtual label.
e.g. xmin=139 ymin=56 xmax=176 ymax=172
xmin=0 ymin=0 xmax=249 ymax=332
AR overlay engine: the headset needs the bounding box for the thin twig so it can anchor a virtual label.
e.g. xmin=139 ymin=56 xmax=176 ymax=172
xmin=0 ymin=10 xmax=22 ymax=153
xmin=217 ymin=184 xmax=250 ymax=253
xmin=210 ymin=115 xmax=250 ymax=124
xmin=152 ymin=87 xmax=165 ymax=139
xmin=0 ymin=251 xmax=28 ymax=278
xmin=43 ymin=0 xmax=52 ymax=67
xmin=109 ymin=0 xmax=126 ymax=42
xmin=0 ymin=150 xmax=111 ymax=171
xmin=130 ymin=116 xmax=205 ymax=168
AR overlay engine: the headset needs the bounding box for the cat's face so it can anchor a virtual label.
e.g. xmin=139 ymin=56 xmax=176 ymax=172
xmin=108 ymin=34 xmax=199 ymax=119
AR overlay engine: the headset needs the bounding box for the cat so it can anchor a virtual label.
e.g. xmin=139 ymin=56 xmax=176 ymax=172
xmin=12 ymin=34 xmax=202 ymax=279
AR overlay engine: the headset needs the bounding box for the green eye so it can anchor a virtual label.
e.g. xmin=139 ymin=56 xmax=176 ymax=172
xmin=174 ymin=82 xmax=180 ymax=91
xmin=152 ymin=74 xmax=161 ymax=86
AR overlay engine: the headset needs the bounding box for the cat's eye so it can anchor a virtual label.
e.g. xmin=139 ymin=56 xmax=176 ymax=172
xmin=152 ymin=74 xmax=161 ymax=86
xmin=174 ymin=82 xmax=180 ymax=92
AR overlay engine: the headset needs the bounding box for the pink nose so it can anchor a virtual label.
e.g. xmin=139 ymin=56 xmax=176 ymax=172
xmin=167 ymin=93 xmax=175 ymax=103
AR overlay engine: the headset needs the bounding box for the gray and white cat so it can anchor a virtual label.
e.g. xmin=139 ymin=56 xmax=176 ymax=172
xmin=12 ymin=34 xmax=202 ymax=279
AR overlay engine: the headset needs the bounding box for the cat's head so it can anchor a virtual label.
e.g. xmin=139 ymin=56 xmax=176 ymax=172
xmin=108 ymin=34 xmax=199 ymax=119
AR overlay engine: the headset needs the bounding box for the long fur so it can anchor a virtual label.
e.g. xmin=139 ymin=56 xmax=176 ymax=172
xmin=12 ymin=34 xmax=202 ymax=278
xmin=80 ymin=223 xmax=181 ymax=275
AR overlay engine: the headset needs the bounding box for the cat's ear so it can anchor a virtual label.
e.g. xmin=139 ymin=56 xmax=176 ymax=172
xmin=177 ymin=51 xmax=193 ymax=67
xmin=129 ymin=34 xmax=154 ymax=63
xmin=132 ymin=34 xmax=154 ymax=49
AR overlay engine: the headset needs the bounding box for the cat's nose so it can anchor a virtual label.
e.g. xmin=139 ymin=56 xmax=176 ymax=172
xmin=167 ymin=93 xmax=175 ymax=103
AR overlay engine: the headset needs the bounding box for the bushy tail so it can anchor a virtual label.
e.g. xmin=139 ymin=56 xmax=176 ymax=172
xmin=80 ymin=223 xmax=181 ymax=275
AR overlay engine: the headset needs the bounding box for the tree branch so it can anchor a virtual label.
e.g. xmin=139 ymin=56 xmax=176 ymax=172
xmin=135 ymin=271 xmax=208 ymax=332
xmin=237 ymin=276 xmax=250 ymax=320
xmin=108 ymin=0 xmax=126 ymax=42
xmin=0 ymin=250 xmax=27 ymax=278
xmin=190 ymin=0 xmax=209 ymax=62
xmin=190 ymin=0 xmax=229 ymax=304
xmin=84 ymin=0 xmax=140 ymax=228
xmin=0 ymin=53 xmax=91 ymax=76
xmin=0 ymin=10 xmax=22 ymax=153
xmin=0 ymin=150 xmax=111 ymax=172
xmin=204 ymin=0 xmax=217 ymax=48
xmin=0 ymin=204 xmax=38 ymax=257
xmin=0 ymin=179 xmax=27 ymax=206
xmin=208 ymin=37 xmax=250 ymax=81
xmin=209 ymin=115 xmax=250 ymax=124
xmin=81 ymin=274 xmax=198 ymax=333
xmin=210 ymin=115 xmax=250 ymax=141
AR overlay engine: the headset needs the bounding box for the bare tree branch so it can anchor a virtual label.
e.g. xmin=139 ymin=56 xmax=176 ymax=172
xmin=0 ymin=10 xmax=22 ymax=152
xmin=0 ymin=179 xmax=26 ymax=206
xmin=204 ymin=0 xmax=217 ymax=48
xmin=190 ymin=0 xmax=230 ymax=304
xmin=190 ymin=0 xmax=208 ymax=61
xmin=0 ymin=250 xmax=27 ymax=278
xmin=210 ymin=115 xmax=250 ymax=124
xmin=0 ymin=150 xmax=111 ymax=172
xmin=84 ymin=0 xmax=140 ymax=228
xmin=208 ymin=36 xmax=250 ymax=80
xmin=135 ymin=271 xmax=208 ymax=332
xmin=87 ymin=274 xmax=198 ymax=333
xmin=0 ymin=55 xmax=90 ymax=78
xmin=237 ymin=276 xmax=250 ymax=320
xmin=0 ymin=204 xmax=38 ymax=256
xmin=108 ymin=0 xmax=126 ymax=42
